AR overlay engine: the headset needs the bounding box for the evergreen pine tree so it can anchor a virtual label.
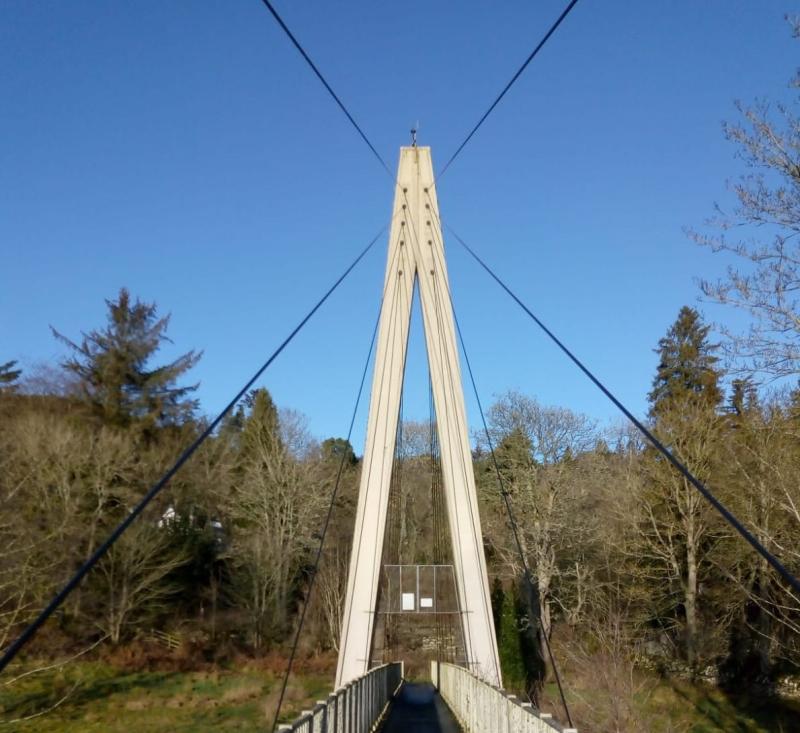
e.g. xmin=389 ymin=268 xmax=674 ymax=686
xmin=242 ymin=388 xmax=282 ymax=456
xmin=649 ymin=306 xmax=722 ymax=417
xmin=0 ymin=360 xmax=21 ymax=392
xmin=641 ymin=306 xmax=725 ymax=669
xmin=320 ymin=437 xmax=357 ymax=467
xmin=52 ymin=288 xmax=201 ymax=429
xmin=727 ymin=378 xmax=758 ymax=419
xmin=491 ymin=580 xmax=526 ymax=692
xmin=492 ymin=428 xmax=535 ymax=488
xmin=787 ymin=382 xmax=800 ymax=422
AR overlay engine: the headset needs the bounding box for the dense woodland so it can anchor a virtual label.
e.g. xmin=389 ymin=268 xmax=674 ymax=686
xmin=3 ymin=18 xmax=800 ymax=733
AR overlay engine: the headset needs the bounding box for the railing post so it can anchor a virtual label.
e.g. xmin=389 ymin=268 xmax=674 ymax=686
xmin=357 ymin=675 xmax=362 ymax=732
xmin=349 ymin=682 xmax=355 ymax=732
xmin=281 ymin=662 xmax=406 ymax=733
xmin=355 ymin=675 xmax=361 ymax=733
xmin=368 ymin=667 xmax=374 ymax=726
xmin=326 ymin=693 xmax=336 ymax=733
xmin=434 ymin=662 xmax=576 ymax=733
xmin=314 ymin=700 xmax=326 ymax=733
xmin=351 ymin=681 xmax=357 ymax=732
xmin=359 ymin=675 xmax=365 ymax=733
xmin=372 ymin=666 xmax=378 ymax=722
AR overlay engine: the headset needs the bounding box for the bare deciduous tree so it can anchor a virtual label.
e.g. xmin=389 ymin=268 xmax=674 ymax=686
xmin=692 ymin=18 xmax=800 ymax=379
xmin=480 ymin=391 xmax=597 ymax=638
xmin=224 ymin=392 xmax=325 ymax=649
xmin=716 ymin=393 xmax=800 ymax=670
xmin=316 ymin=545 xmax=348 ymax=652
xmin=633 ymin=403 xmax=725 ymax=669
xmin=93 ymin=522 xmax=188 ymax=644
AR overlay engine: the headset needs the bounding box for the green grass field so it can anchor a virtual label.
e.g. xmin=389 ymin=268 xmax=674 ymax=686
xmin=2 ymin=660 xmax=799 ymax=732
xmin=0 ymin=661 xmax=330 ymax=732
xmin=654 ymin=682 xmax=800 ymax=733
xmin=540 ymin=676 xmax=800 ymax=733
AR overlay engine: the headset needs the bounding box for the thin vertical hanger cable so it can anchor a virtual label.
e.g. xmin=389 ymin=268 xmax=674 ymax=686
xmin=421 ymin=197 xmax=572 ymax=723
xmin=336 ymin=226 xmax=408 ymax=671
xmin=269 ymin=295 xmax=383 ymax=732
xmin=401 ymin=187 xmax=501 ymax=681
xmin=451 ymin=303 xmax=574 ymax=727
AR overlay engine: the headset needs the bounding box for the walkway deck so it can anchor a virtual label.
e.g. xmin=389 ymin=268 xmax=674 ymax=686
xmin=379 ymin=682 xmax=462 ymax=733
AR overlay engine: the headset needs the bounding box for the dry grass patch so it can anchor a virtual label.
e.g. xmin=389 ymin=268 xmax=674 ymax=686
xmin=123 ymin=697 xmax=151 ymax=711
xmin=221 ymin=681 xmax=264 ymax=705
xmin=262 ymin=678 xmax=312 ymax=725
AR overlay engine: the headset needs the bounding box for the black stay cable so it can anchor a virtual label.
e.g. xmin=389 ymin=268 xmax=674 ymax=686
xmin=269 ymin=301 xmax=383 ymax=733
xmin=258 ymin=0 xmax=393 ymax=178
xmin=437 ymin=0 xmax=581 ymax=180
xmin=450 ymin=227 xmax=800 ymax=600
xmin=451 ymin=301 xmax=574 ymax=728
xmin=0 ymin=228 xmax=384 ymax=676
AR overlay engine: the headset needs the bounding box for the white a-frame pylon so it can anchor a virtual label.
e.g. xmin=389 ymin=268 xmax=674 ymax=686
xmin=336 ymin=146 xmax=501 ymax=688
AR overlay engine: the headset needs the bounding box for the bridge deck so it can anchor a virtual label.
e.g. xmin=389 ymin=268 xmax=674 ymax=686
xmin=379 ymin=682 xmax=462 ymax=733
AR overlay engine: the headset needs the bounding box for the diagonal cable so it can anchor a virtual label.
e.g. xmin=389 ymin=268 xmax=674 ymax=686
xmin=269 ymin=301 xmax=383 ymax=732
xmin=452 ymin=305 xmax=574 ymax=727
xmin=259 ymin=0 xmax=392 ymax=178
xmin=0 ymin=227 xmax=384 ymax=675
xmin=421 ymin=199 xmax=572 ymax=722
xmin=450 ymin=225 xmax=800 ymax=600
xmin=438 ymin=0 xmax=581 ymax=179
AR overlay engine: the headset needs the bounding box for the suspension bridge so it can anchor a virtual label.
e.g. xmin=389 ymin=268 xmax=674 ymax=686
xmin=266 ymin=141 xmax=581 ymax=733
xmin=3 ymin=2 xmax=800 ymax=732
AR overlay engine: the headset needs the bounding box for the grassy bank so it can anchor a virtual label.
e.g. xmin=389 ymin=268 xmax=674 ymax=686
xmin=2 ymin=658 xmax=799 ymax=732
xmin=541 ymin=676 xmax=800 ymax=732
xmin=0 ymin=659 xmax=331 ymax=732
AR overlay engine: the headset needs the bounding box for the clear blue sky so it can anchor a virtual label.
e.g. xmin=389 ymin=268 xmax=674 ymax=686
xmin=1 ymin=1 xmax=796 ymax=450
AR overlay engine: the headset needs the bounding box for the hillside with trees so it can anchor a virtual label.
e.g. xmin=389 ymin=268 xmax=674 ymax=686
xmin=3 ymin=17 xmax=800 ymax=733
xmin=3 ymin=288 xmax=800 ymax=731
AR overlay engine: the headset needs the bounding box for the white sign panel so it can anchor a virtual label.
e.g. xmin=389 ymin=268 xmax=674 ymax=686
xmin=401 ymin=593 xmax=415 ymax=611
xmin=420 ymin=597 xmax=433 ymax=609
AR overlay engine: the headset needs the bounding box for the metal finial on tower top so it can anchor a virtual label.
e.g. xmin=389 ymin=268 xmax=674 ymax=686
xmin=410 ymin=125 xmax=417 ymax=147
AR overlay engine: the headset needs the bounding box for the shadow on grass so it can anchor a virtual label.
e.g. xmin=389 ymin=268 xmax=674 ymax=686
xmin=667 ymin=678 xmax=800 ymax=733
xmin=2 ymin=668 xmax=180 ymax=720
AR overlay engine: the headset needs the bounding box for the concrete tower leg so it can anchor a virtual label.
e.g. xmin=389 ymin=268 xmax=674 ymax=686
xmin=336 ymin=147 xmax=501 ymax=688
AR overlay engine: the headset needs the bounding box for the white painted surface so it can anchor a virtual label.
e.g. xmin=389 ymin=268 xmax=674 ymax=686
xmin=279 ymin=662 xmax=403 ymax=733
xmin=432 ymin=661 xmax=575 ymax=733
xmin=336 ymin=147 xmax=501 ymax=688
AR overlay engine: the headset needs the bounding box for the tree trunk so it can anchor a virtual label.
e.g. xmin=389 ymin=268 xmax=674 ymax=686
xmin=537 ymin=565 xmax=552 ymax=640
xmin=685 ymin=508 xmax=698 ymax=670
xmin=755 ymin=555 xmax=772 ymax=677
xmin=209 ymin=569 xmax=219 ymax=642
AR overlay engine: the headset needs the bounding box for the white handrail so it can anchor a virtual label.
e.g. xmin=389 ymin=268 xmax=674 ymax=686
xmin=279 ymin=662 xmax=403 ymax=733
xmin=431 ymin=661 xmax=577 ymax=733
